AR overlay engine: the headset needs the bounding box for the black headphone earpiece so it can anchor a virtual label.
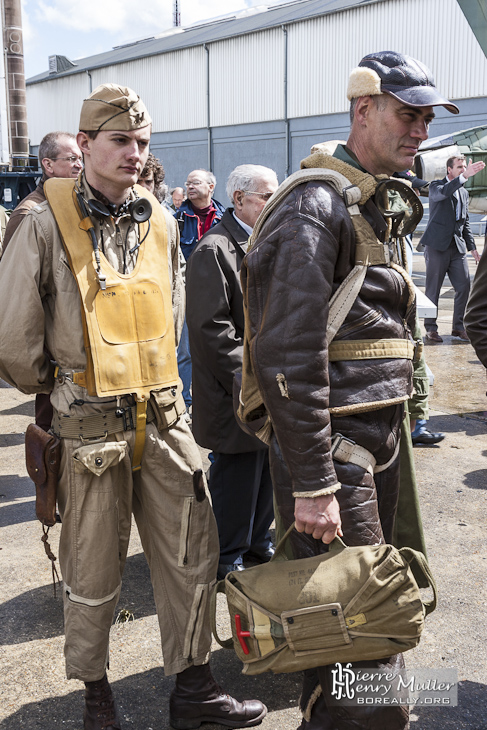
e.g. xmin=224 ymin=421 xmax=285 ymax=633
xmin=128 ymin=197 xmax=152 ymax=223
xmin=85 ymin=195 xmax=152 ymax=224
xmin=87 ymin=199 xmax=111 ymax=220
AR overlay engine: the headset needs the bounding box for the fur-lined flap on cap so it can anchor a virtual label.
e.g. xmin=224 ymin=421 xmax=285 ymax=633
xmin=347 ymin=67 xmax=383 ymax=100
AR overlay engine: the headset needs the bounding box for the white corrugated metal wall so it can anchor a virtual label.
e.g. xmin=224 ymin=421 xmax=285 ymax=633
xmin=26 ymin=73 xmax=88 ymax=143
xmin=26 ymin=47 xmax=207 ymax=143
xmin=26 ymin=0 xmax=487 ymax=146
xmin=209 ymin=29 xmax=284 ymax=126
xmin=88 ymin=47 xmax=207 ymax=132
xmin=288 ymin=0 xmax=487 ymax=118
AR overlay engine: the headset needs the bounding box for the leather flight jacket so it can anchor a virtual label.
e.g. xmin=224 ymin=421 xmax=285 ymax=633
xmin=240 ymin=153 xmax=418 ymax=498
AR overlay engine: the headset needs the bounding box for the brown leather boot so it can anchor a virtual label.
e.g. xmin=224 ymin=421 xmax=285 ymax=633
xmin=298 ymin=670 xmax=337 ymax=730
xmin=169 ymin=664 xmax=267 ymax=729
xmin=84 ymin=673 xmax=121 ymax=730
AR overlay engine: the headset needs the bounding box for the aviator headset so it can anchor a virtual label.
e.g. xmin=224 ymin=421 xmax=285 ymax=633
xmin=74 ymin=185 xmax=153 ymax=286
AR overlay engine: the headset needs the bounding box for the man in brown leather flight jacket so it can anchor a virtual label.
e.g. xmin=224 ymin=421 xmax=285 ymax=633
xmin=241 ymin=51 xmax=460 ymax=730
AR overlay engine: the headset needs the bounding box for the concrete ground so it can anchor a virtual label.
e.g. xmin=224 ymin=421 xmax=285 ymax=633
xmin=0 ymin=237 xmax=486 ymax=730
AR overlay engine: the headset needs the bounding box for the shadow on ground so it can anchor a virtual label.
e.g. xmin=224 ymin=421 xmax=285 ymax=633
xmin=462 ymin=469 xmax=487 ymax=490
xmin=0 ymin=399 xmax=34 ymax=418
xmin=0 ymin=498 xmax=37 ymax=527
xmin=411 ymin=679 xmax=487 ymax=730
xmin=424 ymin=414 xmax=487 ymax=437
xmin=0 ymin=432 xmax=26 ymax=447
xmin=0 ymin=655 xmax=301 ymax=730
xmin=0 ymin=475 xmax=33 ymax=501
xmin=0 ymin=552 xmax=155 ymax=646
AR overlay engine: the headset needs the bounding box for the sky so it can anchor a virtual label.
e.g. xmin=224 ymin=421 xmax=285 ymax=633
xmin=21 ymin=0 xmax=283 ymax=79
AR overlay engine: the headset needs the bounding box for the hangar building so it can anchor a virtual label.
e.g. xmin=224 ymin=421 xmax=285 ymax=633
xmin=25 ymin=0 xmax=487 ymax=201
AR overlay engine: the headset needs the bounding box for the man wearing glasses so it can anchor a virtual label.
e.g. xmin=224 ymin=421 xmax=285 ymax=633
xmin=186 ymin=164 xmax=278 ymax=580
xmin=1 ymin=131 xmax=83 ymax=433
xmin=2 ymin=131 xmax=83 ymax=255
xmin=176 ymin=169 xmax=225 ymax=258
xmin=175 ymin=170 xmax=226 ymax=416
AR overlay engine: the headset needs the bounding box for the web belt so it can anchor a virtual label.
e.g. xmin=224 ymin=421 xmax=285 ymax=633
xmin=52 ymin=402 xmax=156 ymax=441
xmin=53 ymin=366 xmax=155 ymax=471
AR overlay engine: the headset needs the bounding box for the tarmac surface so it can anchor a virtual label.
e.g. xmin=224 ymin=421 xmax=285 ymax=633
xmin=1 ymin=236 xmax=486 ymax=730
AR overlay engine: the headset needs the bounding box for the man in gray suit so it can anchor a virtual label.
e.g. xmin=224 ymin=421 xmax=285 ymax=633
xmin=421 ymin=155 xmax=485 ymax=342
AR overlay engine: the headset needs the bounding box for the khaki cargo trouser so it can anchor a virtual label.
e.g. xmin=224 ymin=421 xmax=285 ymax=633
xmin=56 ymin=415 xmax=219 ymax=682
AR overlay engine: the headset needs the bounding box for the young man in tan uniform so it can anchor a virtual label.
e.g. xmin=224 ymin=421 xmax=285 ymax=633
xmin=0 ymin=84 xmax=266 ymax=730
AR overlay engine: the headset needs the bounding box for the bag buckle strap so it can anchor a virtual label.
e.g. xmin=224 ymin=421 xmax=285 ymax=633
xmin=331 ymin=433 xmax=376 ymax=476
xmin=331 ymin=432 xmax=356 ymax=458
xmin=342 ymin=184 xmax=361 ymax=208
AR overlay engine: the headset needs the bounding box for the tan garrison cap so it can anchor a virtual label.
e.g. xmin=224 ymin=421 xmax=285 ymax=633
xmin=79 ymin=83 xmax=152 ymax=131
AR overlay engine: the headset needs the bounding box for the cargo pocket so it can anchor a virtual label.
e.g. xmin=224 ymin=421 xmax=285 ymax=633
xmin=151 ymin=382 xmax=186 ymax=431
xmin=183 ymin=583 xmax=210 ymax=660
xmin=282 ymin=602 xmax=351 ymax=655
xmin=72 ymin=441 xmax=128 ymax=476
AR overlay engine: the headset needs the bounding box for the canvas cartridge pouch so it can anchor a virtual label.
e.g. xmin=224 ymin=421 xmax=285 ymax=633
xmin=150 ymin=380 xmax=186 ymax=431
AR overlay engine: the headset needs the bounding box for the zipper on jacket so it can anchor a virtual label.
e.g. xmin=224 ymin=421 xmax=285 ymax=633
xmin=334 ymin=309 xmax=382 ymax=339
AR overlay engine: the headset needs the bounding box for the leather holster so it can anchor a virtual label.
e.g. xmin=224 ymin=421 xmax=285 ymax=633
xmin=25 ymin=423 xmax=60 ymax=527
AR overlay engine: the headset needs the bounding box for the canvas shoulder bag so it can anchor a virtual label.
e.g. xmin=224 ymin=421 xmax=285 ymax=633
xmin=211 ymin=524 xmax=436 ymax=675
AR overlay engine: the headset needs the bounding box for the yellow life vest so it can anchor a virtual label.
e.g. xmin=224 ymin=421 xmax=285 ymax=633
xmin=44 ymin=178 xmax=179 ymax=402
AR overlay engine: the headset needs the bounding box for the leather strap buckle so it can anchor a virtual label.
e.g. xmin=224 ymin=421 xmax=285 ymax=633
xmin=331 ymin=432 xmax=376 ymax=476
xmin=331 ymin=433 xmax=356 ymax=459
